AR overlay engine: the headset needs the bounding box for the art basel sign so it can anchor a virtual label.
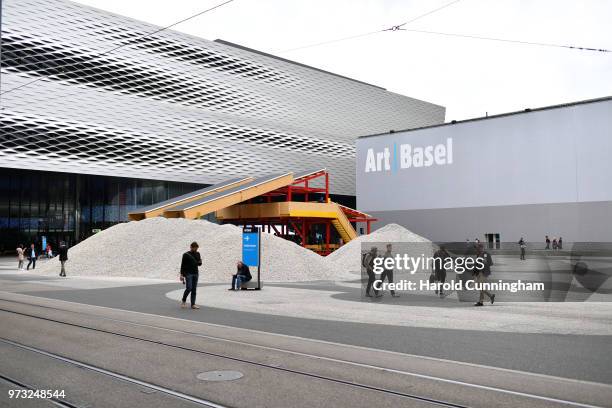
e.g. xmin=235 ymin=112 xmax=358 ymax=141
xmin=364 ymin=138 xmax=453 ymax=173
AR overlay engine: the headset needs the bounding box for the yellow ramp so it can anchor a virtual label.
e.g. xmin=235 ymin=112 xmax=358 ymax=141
xmin=127 ymin=177 xmax=253 ymax=221
xmin=164 ymin=173 xmax=294 ymax=219
xmin=216 ymin=201 xmax=358 ymax=242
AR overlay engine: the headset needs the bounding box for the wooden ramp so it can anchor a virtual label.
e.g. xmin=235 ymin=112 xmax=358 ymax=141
xmin=127 ymin=177 xmax=253 ymax=221
xmin=163 ymin=173 xmax=294 ymax=219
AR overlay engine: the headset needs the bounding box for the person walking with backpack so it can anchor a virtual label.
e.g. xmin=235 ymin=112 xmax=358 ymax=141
xmin=180 ymin=242 xmax=202 ymax=309
xmin=58 ymin=242 xmax=68 ymax=277
xmin=363 ymin=247 xmax=381 ymax=298
xmin=473 ymin=247 xmax=495 ymax=306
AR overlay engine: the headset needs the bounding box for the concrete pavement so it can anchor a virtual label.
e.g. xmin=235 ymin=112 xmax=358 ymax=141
xmin=1 ymin=292 xmax=611 ymax=408
xmin=1 ymin=257 xmax=612 ymax=407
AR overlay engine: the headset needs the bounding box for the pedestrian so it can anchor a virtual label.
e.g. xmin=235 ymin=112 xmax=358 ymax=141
xmin=16 ymin=244 xmax=25 ymax=270
xmin=552 ymin=238 xmax=558 ymax=250
xmin=229 ymin=261 xmax=252 ymax=291
xmin=58 ymin=241 xmax=68 ymax=277
xmin=432 ymin=246 xmax=450 ymax=297
xmin=558 ymin=237 xmax=563 ymax=250
xmin=26 ymin=243 xmax=38 ymax=270
xmin=46 ymin=243 xmax=53 ymax=258
xmin=474 ymin=238 xmax=483 ymax=253
xmin=473 ymin=247 xmax=495 ymax=306
xmin=518 ymin=238 xmax=526 ymax=260
xmin=380 ymin=244 xmax=399 ymax=297
xmin=179 ymin=241 xmax=202 ymax=309
xmin=545 ymin=235 xmax=550 ymax=250
xmin=363 ymin=247 xmax=381 ymax=298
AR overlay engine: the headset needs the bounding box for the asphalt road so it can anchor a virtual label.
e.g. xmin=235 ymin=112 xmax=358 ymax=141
xmin=12 ymin=280 xmax=612 ymax=385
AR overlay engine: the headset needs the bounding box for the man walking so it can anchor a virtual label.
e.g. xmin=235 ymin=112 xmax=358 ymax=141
xmin=180 ymin=242 xmax=202 ymax=309
xmin=433 ymin=246 xmax=450 ymax=297
xmin=363 ymin=247 xmax=381 ymax=298
xmin=26 ymin=243 xmax=38 ymax=270
xmin=518 ymin=238 xmax=526 ymax=260
xmin=380 ymin=244 xmax=399 ymax=297
xmin=474 ymin=248 xmax=495 ymax=306
xmin=545 ymin=235 xmax=550 ymax=250
xmin=58 ymin=241 xmax=68 ymax=277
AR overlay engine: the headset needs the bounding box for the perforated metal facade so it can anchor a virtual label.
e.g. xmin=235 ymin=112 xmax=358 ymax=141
xmin=0 ymin=0 xmax=445 ymax=196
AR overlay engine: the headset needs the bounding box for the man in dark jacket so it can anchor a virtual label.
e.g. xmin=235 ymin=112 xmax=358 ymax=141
xmin=518 ymin=238 xmax=526 ymax=260
xmin=380 ymin=244 xmax=399 ymax=297
xmin=180 ymin=242 xmax=202 ymax=309
xmin=473 ymin=248 xmax=495 ymax=306
xmin=58 ymin=241 xmax=68 ymax=277
xmin=433 ymin=246 xmax=451 ymax=297
xmin=26 ymin=243 xmax=38 ymax=270
xmin=229 ymin=261 xmax=252 ymax=290
xmin=364 ymin=247 xmax=381 ymax=297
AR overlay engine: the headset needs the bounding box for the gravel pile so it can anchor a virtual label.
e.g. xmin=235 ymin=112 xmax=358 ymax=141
xmin=36 ymin=218 xmax=337 ymax=282
xmin=328 ymin=223 xmax=431 ymax=273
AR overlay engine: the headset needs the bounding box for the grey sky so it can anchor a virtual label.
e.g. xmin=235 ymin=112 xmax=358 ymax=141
xmin=73 ymin=0 xmax=612 ymax=121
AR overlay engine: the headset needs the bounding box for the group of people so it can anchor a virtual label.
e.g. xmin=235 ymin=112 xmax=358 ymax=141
xmin=15 ymin=242 xmax=69 ymax=276
xmin=178 ymin=241 xmax=253 ymax=310
xmin=16 ymin=243 xmax=37 ymax=270
xmin=517 ymin=235 xmax=564 ymax=260
xmin=362 ymin=241 xmax=496 ymax=307
xmin=545 ymin=235 xmax=563 ymax=250
xmin=363 ymin=244 xmax=400 ymax=298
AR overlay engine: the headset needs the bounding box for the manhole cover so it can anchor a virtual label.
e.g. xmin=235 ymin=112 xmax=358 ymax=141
xmin=197 ymin=371 xmax=243 ymax=382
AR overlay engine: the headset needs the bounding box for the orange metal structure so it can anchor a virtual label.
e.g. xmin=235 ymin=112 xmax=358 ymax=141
xmin=217 ymin=170 xmax=376 ymax=255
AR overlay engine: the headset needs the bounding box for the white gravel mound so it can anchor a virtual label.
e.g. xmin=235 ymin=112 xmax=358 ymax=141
xmin=328 ymin=223 xmax=431 ymax=273
xmin=36 ymin=218 xmax=337 ymax=282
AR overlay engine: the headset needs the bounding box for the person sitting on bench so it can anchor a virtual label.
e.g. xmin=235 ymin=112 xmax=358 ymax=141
xmin=229 ymin=261 xmax=252 ymax=290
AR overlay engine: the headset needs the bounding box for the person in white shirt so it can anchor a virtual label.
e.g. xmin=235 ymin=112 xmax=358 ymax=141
xmin=16 ymin=244 xmax=25 ymax=270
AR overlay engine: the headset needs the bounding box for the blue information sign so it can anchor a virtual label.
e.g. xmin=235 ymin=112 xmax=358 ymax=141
xmin=242 ymin=227 xmax=260 ymax=267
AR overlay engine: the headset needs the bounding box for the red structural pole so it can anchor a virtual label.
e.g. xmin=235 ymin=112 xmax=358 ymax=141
xmin=367 ymin=220 xmax=371 ymax=234
xmin=325 ymin=172 xmax=329 ymax=202
xmin=287 ymin=185 xmax=292 ymax=202
xmin=325 ymin=221 xmax=330 ymax=254
xmin=302 ymin=219 xmax=307 ymax=247
xmin=305 ymin=180 xmax=309 ymax=202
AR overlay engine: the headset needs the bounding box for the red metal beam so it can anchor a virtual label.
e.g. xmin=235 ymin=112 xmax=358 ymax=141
xmin=325 ymin=221 xmax=330 ymax=253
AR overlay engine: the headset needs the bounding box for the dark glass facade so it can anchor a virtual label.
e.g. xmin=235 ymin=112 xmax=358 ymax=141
xmin=0 ymin=168 xmax=204 ymax=254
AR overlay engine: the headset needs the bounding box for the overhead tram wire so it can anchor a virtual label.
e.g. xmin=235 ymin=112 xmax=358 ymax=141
xmin=279 ymin=0 xmax=462 ymax=53
xmin=279 ymin=0 xmax=610 ymax=55
xmin=395 ymin=29 xmax=612 ymax=53
xmin=383 ymin=0 xmax=462 ymax=31
xmin=0 ymin=0 xmax=237 ymax=97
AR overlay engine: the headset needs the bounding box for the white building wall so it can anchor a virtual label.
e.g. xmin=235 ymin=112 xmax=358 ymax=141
xmin=0 ymin=0 xmax=445 ymax=195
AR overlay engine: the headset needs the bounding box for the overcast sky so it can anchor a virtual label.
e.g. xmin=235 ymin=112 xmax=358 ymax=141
xmin=73 ymin=0 xmax=612 ymax=121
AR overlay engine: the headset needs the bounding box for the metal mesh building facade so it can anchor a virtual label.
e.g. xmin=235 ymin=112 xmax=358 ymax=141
xmin=0 ymin=0 xmax=444 ymax=248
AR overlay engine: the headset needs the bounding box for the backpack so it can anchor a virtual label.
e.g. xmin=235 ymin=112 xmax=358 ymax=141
xmin=361 ymin=252 xmax=369 ymax=268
